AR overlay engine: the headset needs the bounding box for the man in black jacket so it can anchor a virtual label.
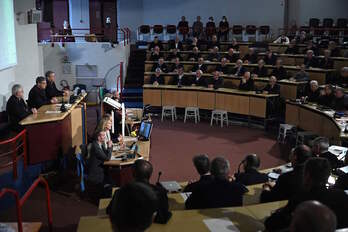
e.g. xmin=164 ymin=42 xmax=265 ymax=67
xmin=270 ymin=59 xmax=287 ymax=80
xmin=232 ymin=59 xmax=246 ymax=77
xmin=235 ymin=154 xmax=268 ymax=186
xmin=185 ymin=157 xmax=247 ymax=209
xmin=304 ymin=50 xmax=319 ymax=68
xmin=305 ymin=80 xmax=320 ymax=103
xmin=6 ymin=84 xmax=37 ymax=132
xmin=151 ymin=58 xmax=168 ymax=73
xmin=264 ymin=158 xmax=348 ymax=231
xmin=169 ymin=36 xmax=183 ymax=51
xmin=208 ymin=71 xmax=224 ymax=89
xmin=225 ymin=48 xmax=239 ymax=63
xmin=242 ymin=48 xmax=258 ymax=64
xmin=311 ymin=136 xmax=343 ymax=170
xmin=262 ymin=76 xmax=280 ymax=94
xmin=45 ymin=71 xmax=67 ymax=99
xmin=260 ymin=145 xmax=312 ymax=203
xmin=28 ymin=76 xmax=57 ymax=109
xmin=150 ymin=68 xmax=164 ymax=85
xmin=239 ymin=71 xmax=254 ymax=91
xmin=107 ymin=159 xmax=172 ymax=224
xmin=191 ymin=70 xmax=207 ymax=87
xmin=252 ymin=59 xmax=268 ymax=77
xmin=191 ymin=57 xmax=207 ymax=73
xmin=183 ymin=154 xmax=213 ymax=192
xmin=264 ymin=50 xmax=277 ymax=65
xmin=331 ymin=88 xmax=348 ymax=111
xmin=215 ymin=58 xmax=230 ymax=75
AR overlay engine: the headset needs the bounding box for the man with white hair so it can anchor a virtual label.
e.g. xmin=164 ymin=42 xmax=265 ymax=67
xmin=304 ymin=50 xmax=318 ymax=68
xmin=336 ymin=67 xmax=348 ymax=88
xmin=6 ymin=84 xmax=37 ymax=131
xmin=192 ymin=70 xmax=207 ymax=87
xmin=305 ymin=80 xmax=320 ymax=102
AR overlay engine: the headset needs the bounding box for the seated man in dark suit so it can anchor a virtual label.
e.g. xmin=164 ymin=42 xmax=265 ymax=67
xmin=285 ymin=39 xmax=299 ymax=54
xmin=150 ymin=46 xmax=161 ymax=61
xmin=238 ymin=71 xmax=254 ymax=91
xmin=207 ymin=46 xmax=220 ymax=62
xmin=304 ymin=50 xmax=319 ymax=68
xmin=290 ymin=201 xmax=337 ymax=232
xmin=229 ymin=38 xmax=239 ymax=51
xmin=170 ymin=57 xmax=183 ymax=73
xmin=336 ymin=67 xmax=348 ymax=88
xmin=311 ymin=137 xmax=343 ymax=170
xmin=187 ymin=46 xmax=200 ymax=61
xmin=290 ymin=64 xmax=309 ymax=82
xmin=264 ymin=50 xmax=277 ymax=65
xmin=242 ymin=48 xmax=258 ymax=64
xmin=191 ymin=70 xmax=207 ymax=87
xmin=304 ymin=80 xmax=320 ymax=103
xmin=265 ymin=158 xmax=348 ymax=231
xmin=87 ymin=130 xmax=112 ymax=200
xmin=319 ymin=49 xmax=334 ymax=69
xmin=232 ymin=59 xmax=246 ymax=77
xmin=225 ymin=48 xmax=239 ymax=63
xmin=150 ymin=68 xmax=164 ymax=85
xmin=318 ymin=84 xmax=335 ymax=107
xmin=207 ymin=35 xmax=220 ymax=50
xmin=107 ymin=159 xmax=172 ymax=224
xmin=28 ymin=76 xmax=58 ymax=109
xmin=235 ymin=154 xmax=268 ymax=186
xmin=191 ymin=57 xmax=207 ymax=73
xmin=45 ymin=71 xmax=66 ymax=99
xmin=184 ymin=154 xmax=213 ymax=192
xmin=6 ymin=84 xmax=37 ymax=132
xmin=270 ymin=59 xmax=287 ymax=80
xmin=331 ymin=88 xmax=348 ymax=111
xmin=215 ymin=58 xmax=230 ymax=75
xmin=109 ymin=182 xmax=158 ymax=232
xmin=167 ymin=48 xmax=183 ymax=61
xmin=303 ymin=40 xmax=319 ymax=56
xmin=185 ymin=157 xmax=248 ymax=209
xmin=252 ymin=59 xmax=268 ymax=77
xmin=148 ymin=36 xmax=163 ymax=51
xmin=207 ymin=71 xmax=224 ymax=89
xmin=169 ymin=36 xmax=183 ymax=51
xmin=262 ymin=76 xmax=280 ymax=94
xmin=328 ymin=41 xmax=341 ymax=57
xmin=261 ymin=145 xmax=312 ymax=203
xmin=172 ymin=67 xmax=191 ymax=86
xmin=151 ymin=58 xmax=168 ymax=73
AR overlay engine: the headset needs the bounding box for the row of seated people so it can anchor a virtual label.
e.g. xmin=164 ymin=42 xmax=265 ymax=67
xmin=148 ymin=34 xmax=347 ymax=57
xmin=6 ymin=71 xmax=69 ymax=132
xmin=104 ymin=140 xmax=348 ymax=231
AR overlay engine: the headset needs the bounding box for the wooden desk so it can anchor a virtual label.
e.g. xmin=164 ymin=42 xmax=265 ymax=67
xmin=1 ymin=222 xmax=42 ymax=232
xmin=145 ymin=61 xmax=334 ymax=85
xmin=79 ymin=200 xmax=287 ymax=232
xmin=143 ymin=85 xmax=278 ymax=120
xmin=285 ymin=101 xmax=347 ymax=144
xmin=19 ymin=94 xmax=87 ymax=164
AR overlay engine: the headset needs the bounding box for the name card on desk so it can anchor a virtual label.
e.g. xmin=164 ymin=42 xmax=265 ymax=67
xmin=180 ymin=192 xmax=192 ymax=201
xmin=203 ymin=217 xmax=240 ymax=232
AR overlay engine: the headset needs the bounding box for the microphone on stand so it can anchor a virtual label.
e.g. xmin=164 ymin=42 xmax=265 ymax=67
xmin=156 ymin=171 xmax=162 ymax=184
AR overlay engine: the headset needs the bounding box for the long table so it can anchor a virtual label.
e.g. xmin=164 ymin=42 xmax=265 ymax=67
xmin=144 ymin=71 xmax=306 ymax=100
xmin=78 ymin=200 xmax=287 ymax=232
xmin=285 ymin=101 xmax=348 ymax=144
xmin=19 ymin=94 xmax=87 ymax=164
xmin=143 ymin=85 xmax=278 ymax=120
xmin=145 ymin=61 xmax=334 ymax=85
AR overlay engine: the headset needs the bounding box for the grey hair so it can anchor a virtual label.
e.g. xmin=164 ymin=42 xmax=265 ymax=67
xmin=310 ymin=80 xmax=318 ymax=86
xmin=211 ymin=157 xmax=230 ymax=178
xmin=312 ymin=137 xmax=329 ymax=152
xmin=12 ymin=84 xmax=23 ymax=95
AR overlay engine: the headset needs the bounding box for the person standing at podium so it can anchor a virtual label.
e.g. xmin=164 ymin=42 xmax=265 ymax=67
xmin=6 ymin=84 xmax=37 ymax=132
xmin=28 ymin=76 xmax=58 ymax=109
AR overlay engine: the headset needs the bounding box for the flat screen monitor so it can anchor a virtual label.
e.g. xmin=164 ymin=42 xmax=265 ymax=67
xmin=138 ymin=121 xmax=153 ymax=140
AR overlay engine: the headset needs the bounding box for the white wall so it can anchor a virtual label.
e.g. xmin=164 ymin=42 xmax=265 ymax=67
xmin=0 ymin=0 xmax=43 ymax=111
xmin=289 ymin=0 xmax=348 ymax=26
xmin=41 ymin=42 xmax=130 ymax=92
xmin=69 ymin=0 xmax=90 ymax=35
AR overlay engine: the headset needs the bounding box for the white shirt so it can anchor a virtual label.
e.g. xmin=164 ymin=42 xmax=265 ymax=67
xmin=273 ymin=36 xmax=290 ymax=44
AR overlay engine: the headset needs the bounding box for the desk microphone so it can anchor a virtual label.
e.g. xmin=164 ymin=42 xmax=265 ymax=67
xmin=156 ymin=171 xmax=162 ymax=184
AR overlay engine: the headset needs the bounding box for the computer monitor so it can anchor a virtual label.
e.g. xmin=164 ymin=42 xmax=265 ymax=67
xmin=138 ymin=121 xmax=153 ymax=141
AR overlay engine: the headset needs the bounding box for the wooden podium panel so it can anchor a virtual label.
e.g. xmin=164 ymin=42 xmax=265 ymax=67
xmin=216 ymin=93 xmax=250 ymax=115
xmin=309 ymin=71 xmax=326 ymax=85
xmin=280 ymin=84 xmax=297 ymax=100
xmin=143 ymin=88 xmax=162 ymax=106
xmin=285 ymin=103 xmax=299 ymax=125
xmin=249 ymin=97 xmax=267 ymax=118
xmin=298 ymin=107 xmax=324 ymax=135
xmin=197 ymin=91 xmax=215 ymax=110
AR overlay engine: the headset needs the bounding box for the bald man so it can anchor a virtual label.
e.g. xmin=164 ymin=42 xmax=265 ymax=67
xmin=290 ymin=201 xmax=337 ymax=232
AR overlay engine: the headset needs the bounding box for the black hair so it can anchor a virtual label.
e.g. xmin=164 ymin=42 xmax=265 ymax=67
xmin=193 ymin=154 xmax=210 ymax=175
xmin=244 ymin=154 xmax=260 ymax=170
xmin=304 ymin=157 xmax=331 ymax=187
xmin=110 ymin=182 xmax=158 ymax=232
xmin=45 ymin=71 xmax=55 ymax=78
xmin=293 ymin=145 xmax=312 ymax=164
xmin=36 ymin=76 xmax=46 ymax=84
xmin=133 ymin=159 xmax=153 ymax=182
xmin=211 ymin=157 xmax=229 ymax=179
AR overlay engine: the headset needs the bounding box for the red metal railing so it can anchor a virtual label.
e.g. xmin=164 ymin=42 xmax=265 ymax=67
xmin=0 ymin=129 xmax=27 ymax=179
xmin=0 ymin=188 xmax=21 ymax=232
xmin=19 ymin=177 xmax=53 ymax=232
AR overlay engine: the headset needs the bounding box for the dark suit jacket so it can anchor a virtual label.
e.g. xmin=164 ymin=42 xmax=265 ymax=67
xmin=208 ymin=77 xmax=224 ymax=89
xmin=252 ymin=66 xmax=268 ymax=77
xmin=215 ymin=64 xmax=230 ymax=74
xmin=225 ymin=53 xmax=240 ymax=63
xmin=107 ymin=181 xmax=172 ymax=224
xmin=87 ymin=141 xmax=112 ymax=184
xmin=6 ymin=95 xmax=31 ymax=132
xmin=187 ymin=53 xmax=200 ymax=61
xmin=319 ymin=58 xmax=334 ymax=69
xmin=264 ymin=54 xmax=277 ymax=65
xmin=232 ymin=66 xmax=246 ymax=76
xmin=207 ymin=41 xmax=220 ymax=50
xmin=260 ymin=165 xmax=305 ymax=203
xmin=331 ymin=95 xmax=348 ymax=111
xmin=334 ymin=173 xmax=348 ymax=190
xmin=285 ymin=46 xmax=299 ymax=54
xmin=150 ymin=74 xmax=164 ymax=85
xmin=265 ymin=186 xmax=348 ymax=231
xmin=28 ymin=85 xmax=50 ymax=109
xmin=239 ymin=78 xmax=254 ymax=91
xmin=319 ymin=151 xmax=343 ymax=170
xmin=263 ymin=84 xmax=280 ymax=94
xmin=318 ymin=93 xmax=334 ymax=107
xmin=304 ymin=57 xmax=319 ymax=68
xmin=150 ymin=53 xmax=160 ymax=61
xmin=183 ymin=174 xmax=214 ymax=193
xmin=235 ymin=169 xmax=269 ymax=186
xmin=172 ymin=74 xmax=192 ymax=86
xmin=270 ymin=67 xmax=287 ymax=80
xmin=46 ymin=81 xmax=63 ymax=99
xmin=185 ymin=178 xmax=247 ymax=209
xmin=192 ymin=63 xmax=207 ymax=73
xmin=193 ymin=77 xmax=208 ymax=87
xmin=242 ymin=53 xmax=258 ymax=64
xmin=151 ymin=63 xmax=168 ymax=73
xmin=306 ymin=89 xmax=320 ymax=103
xmin=207 ymin=53 xmax=220 ymax=61
xmin=169 ymin=41 xmax=183 ymax=50
xmin=148 ymin=41 xmax=163 ymax=51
